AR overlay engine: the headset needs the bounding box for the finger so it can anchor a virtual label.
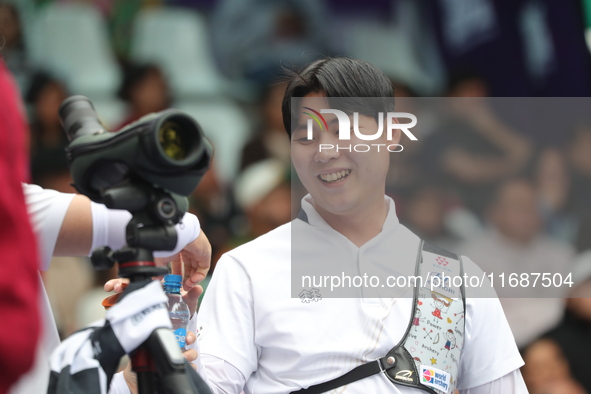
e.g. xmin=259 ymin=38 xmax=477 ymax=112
xmin=186 ymin=331 xmax=196 ymax=346
xmin=185 ymin=266 xmax=207 ymax=288
xmin=182 ymin=349 xmax=198 ymax=363
xmin=184 ymin=274 xmax=201 ymax=290
xmin=183 ymin=285 xmax=203 ymax=304
xmin=104 ymin=279 xmax=118 ymax=292
xmin=183 ymin=262 xmax=208 ymax=290
xmin=104 ymin=278 xmax=129 ymax=293
xmin=181 ymin=232 xmax=211 ymax=290
xmin=182 ymin=285 xmax=203 ymax=316
xmin=170 ymin=256 xmax=183 ymax=277
xmin=154 ymin=252 xmax=179 ymax=267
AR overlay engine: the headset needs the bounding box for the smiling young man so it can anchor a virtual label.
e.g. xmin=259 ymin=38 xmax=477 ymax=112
xmin=195 ymin=58 xmax=528 ymax=393
xmin=290 ymin=90 xmax=393 ymax=247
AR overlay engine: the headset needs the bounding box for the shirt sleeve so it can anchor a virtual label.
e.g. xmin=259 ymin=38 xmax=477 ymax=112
xmin=196 ymin=253 xmax=258 ymax=388
xmin=198 ymin=355 xmax=246 ymax=394
xmin=460 ymin=369 xmax=529 ymax=393
xmin=23 ymin=183 xmax=76 ymax=270
xmin=457 ymin=259 xmax=525 ymax=389
xmin=178 ymin=311 xmax=247 ymax=394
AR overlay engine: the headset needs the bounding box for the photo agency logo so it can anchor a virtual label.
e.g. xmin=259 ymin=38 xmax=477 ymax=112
xmin=302 ymin=107 xmax=418 ymax=152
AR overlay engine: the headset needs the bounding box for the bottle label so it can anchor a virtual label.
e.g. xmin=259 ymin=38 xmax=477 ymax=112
xmin=174 ymin=327 xmax=187 ymax=348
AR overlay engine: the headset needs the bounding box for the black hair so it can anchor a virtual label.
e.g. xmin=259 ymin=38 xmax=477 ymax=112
xmin=485 ymin=175 xmax=534 ymax=211
xmin=281 ymin=57 xmax=394 ymax=136
xmin=25 ymin=71 xmax=64 ymax=104
xmin=117 ymin=63 xmax=162 ymax=102
xmin=0 ymin=2 xmax=23 ymax=51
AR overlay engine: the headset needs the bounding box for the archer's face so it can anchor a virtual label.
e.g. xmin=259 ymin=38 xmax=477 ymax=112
xmin=290 ymin=92 xmax=395 ymax=218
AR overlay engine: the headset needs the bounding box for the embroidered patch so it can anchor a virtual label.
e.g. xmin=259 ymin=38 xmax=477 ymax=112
xmin=420 ymin=365 xmax=451 ymax=393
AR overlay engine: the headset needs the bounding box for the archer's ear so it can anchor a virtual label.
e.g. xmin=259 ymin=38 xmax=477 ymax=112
xmin=389 ymin=116 xmax=402 ymax=145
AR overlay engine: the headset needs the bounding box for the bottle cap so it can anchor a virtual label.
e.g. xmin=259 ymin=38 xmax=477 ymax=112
xmin=163 ymin=274 xmax=182 ymax=288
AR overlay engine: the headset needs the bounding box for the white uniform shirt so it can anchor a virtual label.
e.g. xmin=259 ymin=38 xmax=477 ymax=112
xmin=10 ymin=185 xmax=76 ymax=394
xmin=195 ymin=195 xmax=527 ymax=393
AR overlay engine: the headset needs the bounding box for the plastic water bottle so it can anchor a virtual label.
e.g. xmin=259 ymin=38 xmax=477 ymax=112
xmin=163 ymin=274 xmax=190 ymax=351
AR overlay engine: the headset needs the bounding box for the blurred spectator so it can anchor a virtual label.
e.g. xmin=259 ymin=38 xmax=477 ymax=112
xmin=543 ymin=250 xmax=591 ymax=393
xmin=530 ymin=147 xmax=576 ymax=244
xmin=421 ymin=71 xmax=532 ymax=217
xmin=211 ymin=0 xmax=331 ymax=86
xmin=566 ymin=125 xmax=591 ymax=251
xmin=399 ymin=184 xmax=460 ymax=252
xmin=25 ymin=71 xmax=73 ymax=193
xmin=240 ymin=81 xmax=290 ymax=170
xmin=234 ymin=159 xmax=291 ymax=242
xmin=566 ymin=125 xmax=591 ymax=212
xmin=0 ymin=2 xmax=32 ymax=92
xmin=190 ymin=161 xmax=238 ymax=268
xmin=385 ymin=93 xmax=426 ymax=197
xmin=460 ymin=178 xmax=573 ymax=347
xmin=520 ymin=338 xmax=585 ymax=394
xmin=116 ymin=63 xmax=171 ymax=129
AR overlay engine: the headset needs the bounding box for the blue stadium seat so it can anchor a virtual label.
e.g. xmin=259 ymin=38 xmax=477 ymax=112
xmin=176 ymin=99 xmax=252 ymax=183
xmin=26 ymin=3 xmax=121 ymax=97
xmin=130 ymin=7 xmax=224 ymax=99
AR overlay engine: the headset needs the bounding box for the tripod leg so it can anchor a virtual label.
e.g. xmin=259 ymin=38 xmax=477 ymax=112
xmin=137 ymin=372 xmax=155 ymax=394
xmin=131 ymin=346 xmax=156 ymax=394
xmin=147 ymin=328 xmax=210 ymax=394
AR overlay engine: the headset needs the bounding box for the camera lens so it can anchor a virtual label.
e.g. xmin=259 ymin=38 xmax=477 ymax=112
xmin=158 ymin=121 xmax=187 ymax=161
xmin=152 ymin=112 xmax=204 ymax=168
xmin=59 ymin=95 xmax=106 ymax=141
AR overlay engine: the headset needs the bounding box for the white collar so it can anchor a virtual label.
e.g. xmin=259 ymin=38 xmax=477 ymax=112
xmin=298 ymin=194 xmax=400 ymax=237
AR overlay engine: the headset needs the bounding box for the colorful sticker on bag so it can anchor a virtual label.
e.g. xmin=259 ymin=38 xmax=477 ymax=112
xmin=420 ymin=365 xmax=451 ymax=393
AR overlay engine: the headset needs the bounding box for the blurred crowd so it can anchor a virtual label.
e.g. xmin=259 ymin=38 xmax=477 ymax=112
xmin=2 ymin=0 xmax=591 ymax=393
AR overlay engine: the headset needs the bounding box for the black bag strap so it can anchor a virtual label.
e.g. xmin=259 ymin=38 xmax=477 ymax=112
xmin=290 ymin=356 xmax=396 ymax=394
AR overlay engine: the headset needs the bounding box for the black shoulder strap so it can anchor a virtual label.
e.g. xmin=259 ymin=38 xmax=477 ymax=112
xmin=290 ymin=355 xmax=396 ymax=394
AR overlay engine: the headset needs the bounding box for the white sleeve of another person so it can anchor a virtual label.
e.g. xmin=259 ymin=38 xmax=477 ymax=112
xmin=457 ymin=257 xmax=525 ymax=391
xmin=195 ymin=253 xmax=258 ymax=392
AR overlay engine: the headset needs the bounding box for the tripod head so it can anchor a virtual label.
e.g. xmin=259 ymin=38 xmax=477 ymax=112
xmin=90 ymin=181 xmax=187 ymax=280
